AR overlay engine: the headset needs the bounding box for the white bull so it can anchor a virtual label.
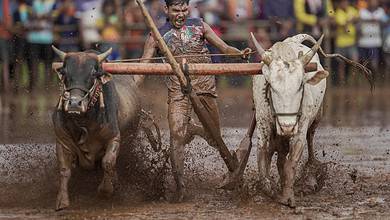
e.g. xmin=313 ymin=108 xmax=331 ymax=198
xmin=250 ymin=34 xmax=329 ymax=207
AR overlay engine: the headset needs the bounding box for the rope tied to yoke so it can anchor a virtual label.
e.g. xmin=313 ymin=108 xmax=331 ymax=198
xmin=295 ymin=34 xmax=374 ymax=90
xmin=108 ymin=51 xmax=257 ymax=63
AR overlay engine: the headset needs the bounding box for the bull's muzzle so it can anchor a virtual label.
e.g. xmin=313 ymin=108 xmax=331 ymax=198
xmin=64 ymin=94 xmax=87 ymax=114
xmin=276 ymin=116 xmax=299 ymax=137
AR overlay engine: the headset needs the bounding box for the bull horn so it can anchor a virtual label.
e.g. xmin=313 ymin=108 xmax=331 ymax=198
xmin=249 ymin=32 xmax=272 ymax=66
xmin=52 ymin=45 xmax=66 ymax=61
xmin=300 ymin=34 xmax=324 ymax=65
xmin=97 ymin=47 xmax=112 ymax=63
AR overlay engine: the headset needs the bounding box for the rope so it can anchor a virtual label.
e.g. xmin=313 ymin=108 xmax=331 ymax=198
xmin=108 ymin=51 xmax=257 ymax=63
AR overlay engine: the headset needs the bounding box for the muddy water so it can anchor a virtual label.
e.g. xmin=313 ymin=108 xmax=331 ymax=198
xmin=0 ymin=80 xmax=390 ymax=219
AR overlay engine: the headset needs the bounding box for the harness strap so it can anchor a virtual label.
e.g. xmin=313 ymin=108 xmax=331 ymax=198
xmin=57 ymin=78 xmax=103 ymax=111
xmin=266 ymin=82 xmax=305 ymax=121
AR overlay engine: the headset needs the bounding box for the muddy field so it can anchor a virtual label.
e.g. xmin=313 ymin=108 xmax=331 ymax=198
xmin=0 ymin=79 xmax=389 ymax=219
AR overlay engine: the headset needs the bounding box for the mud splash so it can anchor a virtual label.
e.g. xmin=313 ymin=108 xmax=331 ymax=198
xmin=1 ymin=127 xmax=389 ymax=219
xmin=1 ymin=82 xmax=390 ymax=218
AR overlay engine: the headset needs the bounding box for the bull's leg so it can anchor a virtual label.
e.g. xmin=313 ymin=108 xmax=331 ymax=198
xmin=303 ymin=106 xmax=327 ymax=192
xmin=168 ymin=98 xmax=191 ymax=202
xmin=278 ymin=135 xmax=306 ymax=208
xmin=98 ymin=135 xmax=120 ymax=197
xmin=276 ymin=140 xmax=289 ymax=190
xmin=307 ymin=106 xmax=322 ymax=163
xmin=56 ymin=141 xmax=74 ymax=211
xmin=257 ymin=128 xmax=276 ymax=197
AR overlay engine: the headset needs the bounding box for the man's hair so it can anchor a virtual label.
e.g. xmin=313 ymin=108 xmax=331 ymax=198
xmin=165 ymin=0 xmax=190 ymax=7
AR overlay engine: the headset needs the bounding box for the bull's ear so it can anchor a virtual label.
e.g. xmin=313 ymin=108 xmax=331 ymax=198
xmin=100 ymin=72 xmax=112 ymax=84
xmin=306 ymin=70 xmax=329 ymax=85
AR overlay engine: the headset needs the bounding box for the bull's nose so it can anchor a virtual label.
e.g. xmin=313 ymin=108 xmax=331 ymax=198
xmin=67 ymin=97 xmax=85 ymax=113
xmin=69 ymin=99 xmax=82 ymax=108
xmin=281 ymin=125 xmax=294 ymax=132
xmin=280 ymin=125 xmax=295 ymax=136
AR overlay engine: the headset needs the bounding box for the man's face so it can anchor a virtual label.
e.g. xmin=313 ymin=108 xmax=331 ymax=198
xmin=368 ymin=0 xmax=378 ymax=8
xmin=165 ymin=3 xmax=189 ymax=29
xmin=339 ymin=0 xmax=349 ymax=10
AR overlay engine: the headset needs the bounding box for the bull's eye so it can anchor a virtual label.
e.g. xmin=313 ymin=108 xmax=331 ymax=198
xmin=91 ymin=68 xmax=98 ymax=77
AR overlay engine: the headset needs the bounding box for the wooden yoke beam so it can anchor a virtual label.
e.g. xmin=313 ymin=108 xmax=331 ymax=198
xmin=52 ymin=62 xmax=318 ymax=75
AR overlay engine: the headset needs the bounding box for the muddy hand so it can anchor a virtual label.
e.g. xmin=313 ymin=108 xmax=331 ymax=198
xmin=241 ymin=48 xmax=252 ymax=60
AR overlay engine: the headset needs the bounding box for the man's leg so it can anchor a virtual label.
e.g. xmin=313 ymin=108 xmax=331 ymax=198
xmin=168 ymin=97 xmax=192 ymax=201
xmin=186 ymin=94 xmax=220 ymax=148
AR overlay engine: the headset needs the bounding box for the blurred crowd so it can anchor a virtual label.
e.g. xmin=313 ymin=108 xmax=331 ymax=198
xmin=0 ymin=0 xmax=390 ymax=92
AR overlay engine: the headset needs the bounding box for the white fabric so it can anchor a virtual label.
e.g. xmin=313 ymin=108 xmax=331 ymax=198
xmin=358 ymin=8 xmax=387 ymax=48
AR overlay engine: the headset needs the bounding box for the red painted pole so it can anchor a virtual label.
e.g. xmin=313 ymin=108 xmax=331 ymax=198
xmin=52 ymin=62 xmax=317 ymax=76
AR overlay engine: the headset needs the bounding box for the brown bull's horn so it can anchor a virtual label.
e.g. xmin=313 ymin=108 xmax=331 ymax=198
xmin=97 ymin=47 xmax=113 ymax=63
xmin=52 ymin=45 xmax=66 ymax=61
xmin=249 ymin=32 xmax=272 ymax=66
xmin=300 ymin=34 xmax=324 ymax=66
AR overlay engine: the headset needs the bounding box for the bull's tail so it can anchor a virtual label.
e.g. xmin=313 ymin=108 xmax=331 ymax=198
xmin=288 ymin=34 xmax=374 ymax=89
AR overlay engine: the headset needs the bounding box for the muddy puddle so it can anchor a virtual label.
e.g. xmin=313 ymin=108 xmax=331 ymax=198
xmin=0 ymin=80 xmax=389 ymax=219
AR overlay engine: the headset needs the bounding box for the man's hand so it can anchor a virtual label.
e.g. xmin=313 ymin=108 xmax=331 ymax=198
xmin=241 ymin=48 xmax=252 ymax=60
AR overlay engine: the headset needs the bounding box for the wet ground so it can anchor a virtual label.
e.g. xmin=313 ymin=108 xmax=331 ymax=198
xmin=0 ymin=79 xmax=389 ymax=219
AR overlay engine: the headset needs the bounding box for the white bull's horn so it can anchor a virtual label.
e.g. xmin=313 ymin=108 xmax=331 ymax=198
xmin=300 ymin=34 xmax=324 ymax=65
xmin=52 ymin=45 xmax=66 ymax=61
xmin=249 ymin=32 xmax=272 ymax=66
xmin=97 ymin=47 xmax=113 ymax=63
xmin=250 ymin=32 xmax=265 ymax=55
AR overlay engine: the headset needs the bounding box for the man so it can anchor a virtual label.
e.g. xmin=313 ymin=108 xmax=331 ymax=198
xmin=137 ymin=0 xmax=251 ymax=201
xmin=0 ymin=0 xmax=11 ymax=92
xmin=358 ymin=0 xmax=388 ymax=73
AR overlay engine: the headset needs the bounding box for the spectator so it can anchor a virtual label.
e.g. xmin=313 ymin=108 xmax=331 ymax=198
xmin=76 ymin=0 xmax=102 ymax=50
xmin=196 ymin=0 xmax=224 ymax=28
xmin=10 ymin=0 xmax=30 ymax=92
xmin=197 ymin=0 xmax=225 ymax=63
xmin=97 ymin=0 xmax=121 ymax=60
xmin=0 ymin=0 xmax=12 ymax=92
xmin=334 ymin=0 xmax=359 ymax=84
xmin=294 ymin=0 xmax=334 ymax=37
xmin=383 ymin=2 xmax=390 ymax=69
xmin=358 ymin=0 xmax=388 ymax=73
xmin=123 ymin=0 xmax=145 ymax=58
xmin=225 ymin=0 xmax=254 ymax=86
xmin=356 ymin=0 xmax=367 ymax=10
xmin=26 ymin=0 xmax=56 ymax=91
xmin=225 ymin=0 xmax=254 ymax=40
xmin=147 ymin=0 xmax=166 ymax=27
xmin=54 ymin=0 xmax=81 ymax=53
xmin=263 ymin=0 xmax=295 ymax=39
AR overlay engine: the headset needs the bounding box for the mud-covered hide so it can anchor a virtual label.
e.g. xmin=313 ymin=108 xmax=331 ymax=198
xmin=251 ymin=34 xmax=328 ymax=207
xmin=52 ymin=74 xmax=140 ymax=169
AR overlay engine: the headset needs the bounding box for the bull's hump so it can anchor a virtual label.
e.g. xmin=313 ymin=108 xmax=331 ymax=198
xmin=271 ymin=42 xmax=298 ymax=61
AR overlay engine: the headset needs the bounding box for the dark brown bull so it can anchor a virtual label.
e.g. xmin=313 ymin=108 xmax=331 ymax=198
xmin=52 ymin=47 xmax=142 ymax=210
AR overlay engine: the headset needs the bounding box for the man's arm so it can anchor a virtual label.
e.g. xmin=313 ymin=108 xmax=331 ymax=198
xmin=141 ymin=33 xmax=157 ymax=63
xmin=134 ymin=33 xmax=157 ymax=86
xmin=203 ymin=22 xmax=251 ymax=58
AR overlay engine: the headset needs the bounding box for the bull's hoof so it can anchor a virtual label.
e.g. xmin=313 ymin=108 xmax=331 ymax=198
xmin=219 ymin=171 xmax=241 ymax=190
xmin=257 ymin=178 xmax=276 ymax=198
xmin=98 ymin=179 xmax=114 ymax=198
xmin=55 ymin=193 xmax=70 ymax=211
xmin=173 ymin=188 xmax=186 ymax=203
xmin=277 ymin=194 xmax=296 ymax=208
xmin=297 ymin=160 xmax=328 ymax=194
